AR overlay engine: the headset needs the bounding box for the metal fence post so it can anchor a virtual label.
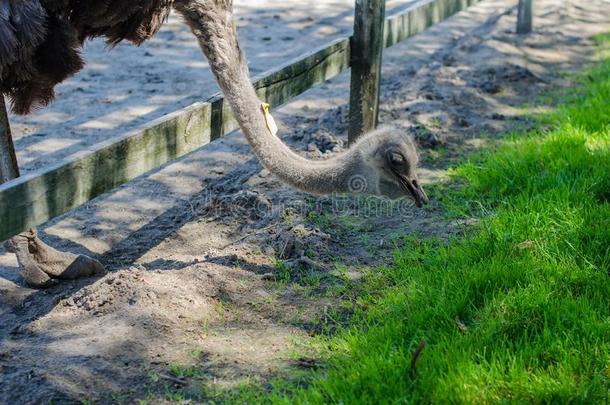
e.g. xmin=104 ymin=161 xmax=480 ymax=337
xmin=348 ymin=0 xmax=386 ymax=145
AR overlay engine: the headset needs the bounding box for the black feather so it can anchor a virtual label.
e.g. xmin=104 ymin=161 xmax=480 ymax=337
xmin=1 ymin=0 xmax=175 ymax=114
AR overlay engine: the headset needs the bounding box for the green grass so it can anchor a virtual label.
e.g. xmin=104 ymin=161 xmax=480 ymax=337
xmin=171 ymin=37 xmax=610 ymax=404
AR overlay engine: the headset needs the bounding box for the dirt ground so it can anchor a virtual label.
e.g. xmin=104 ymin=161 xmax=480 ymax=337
xmin=1 ymin=0 xmax=609 ymax=403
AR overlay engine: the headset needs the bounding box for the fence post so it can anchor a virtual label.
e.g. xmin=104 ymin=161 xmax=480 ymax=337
xmin=348 ymin=0 xmax=386 ymax=145
xmin=0 ymin=96 xmax=19 ymax=184
xmin=516 ymin=0 xmax=532 ymax=34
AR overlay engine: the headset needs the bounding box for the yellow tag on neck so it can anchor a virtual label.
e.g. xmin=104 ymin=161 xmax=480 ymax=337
xmin=261 ymin=103 xmax=278 ymax=137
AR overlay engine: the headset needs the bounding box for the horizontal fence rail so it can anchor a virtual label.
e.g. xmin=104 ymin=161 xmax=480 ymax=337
xmin=0 ymin=0 xmax=481 ymax=242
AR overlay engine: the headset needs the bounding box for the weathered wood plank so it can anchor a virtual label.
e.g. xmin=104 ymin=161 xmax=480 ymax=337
xmin=0 ymin=0 xmax=483 ymax=241
xmin=383 ymin=0 xmax=481 ymax=48
xmin=516 ymin=0 xmax=532 ymax=34
xmin=348 ymin=0 xmax=387 ymax=144
xmin=0 ymin=102 xmax=213 ymax=241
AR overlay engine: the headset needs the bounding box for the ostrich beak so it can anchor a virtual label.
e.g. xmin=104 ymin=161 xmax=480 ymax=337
xmin=399 ymin=175 xmax=429 ymax=208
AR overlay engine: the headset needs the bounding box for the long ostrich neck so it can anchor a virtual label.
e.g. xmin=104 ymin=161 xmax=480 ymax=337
xmin=175 ymin=0 xmax=363 ymax=195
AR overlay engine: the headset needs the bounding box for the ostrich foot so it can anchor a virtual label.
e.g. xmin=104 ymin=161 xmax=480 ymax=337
xmin=3 ymin=229 xmax=105 ymax=288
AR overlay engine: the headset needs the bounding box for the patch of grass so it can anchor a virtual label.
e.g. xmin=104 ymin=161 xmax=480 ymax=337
xmin=273 ymin=259 xmax=293 ymax=284
xmin=168 ymin=364 xmax=205 ymax=380
xmin=210 ymin=36 xmax=610 ymax=404
xmin=594 ymin=32 xmax=610 ymax=52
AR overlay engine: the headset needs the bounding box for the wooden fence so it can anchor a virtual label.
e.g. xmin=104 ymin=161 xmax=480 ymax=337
xmin=0 ymin=0 xmax=483 ymax=242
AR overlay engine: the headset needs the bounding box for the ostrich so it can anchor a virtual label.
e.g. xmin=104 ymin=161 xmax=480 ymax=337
xmin=0 ymin=0 xmax=428 ymax=287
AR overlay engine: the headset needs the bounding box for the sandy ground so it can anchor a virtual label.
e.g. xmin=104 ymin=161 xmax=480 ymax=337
xmin=1 ymin=0 xmax=609 ymax=403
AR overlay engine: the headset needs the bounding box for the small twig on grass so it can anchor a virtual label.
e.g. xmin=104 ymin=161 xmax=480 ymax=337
xmin=159 ymin=373 xmax=188 ymax=386
xmin=410 ymin=339 xmax=427 ymax=378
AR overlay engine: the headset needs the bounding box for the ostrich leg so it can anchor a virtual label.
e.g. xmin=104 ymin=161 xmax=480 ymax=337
xmin=1 ymin=96 xmax=105 ymax=288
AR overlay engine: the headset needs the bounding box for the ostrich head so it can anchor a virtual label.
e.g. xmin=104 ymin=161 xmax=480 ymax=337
xmin=355 ymin=126 xmax=429 ymax=207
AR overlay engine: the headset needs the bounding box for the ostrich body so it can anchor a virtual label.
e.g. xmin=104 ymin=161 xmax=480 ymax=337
xmin=0 ymin=0 xmax=428 ymax=287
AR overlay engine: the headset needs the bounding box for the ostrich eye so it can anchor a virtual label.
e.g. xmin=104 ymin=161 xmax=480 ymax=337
xmin=389 ymin=152 xmax=405 ymax=165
